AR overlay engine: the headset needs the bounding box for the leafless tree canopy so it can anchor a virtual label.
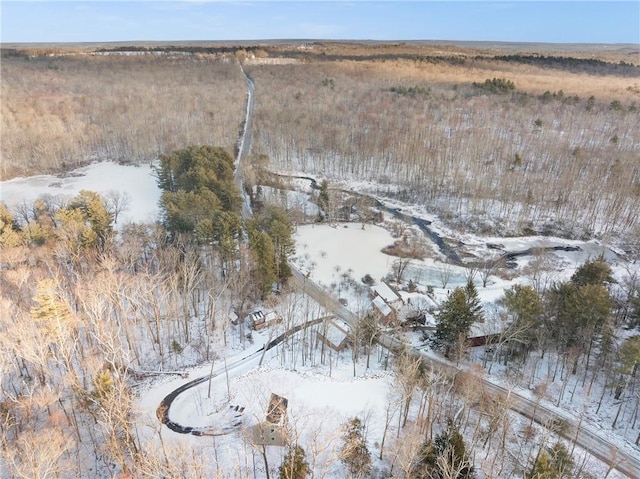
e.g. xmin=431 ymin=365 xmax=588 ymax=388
xmin=242 ymin=49 xmax=639 ymax=241
xmin=1 ymin=54 xmax=246 ymax=178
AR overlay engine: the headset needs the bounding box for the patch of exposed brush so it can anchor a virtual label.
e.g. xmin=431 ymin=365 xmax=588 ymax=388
xmin=381 ymin=239 xmax=425 ymax=260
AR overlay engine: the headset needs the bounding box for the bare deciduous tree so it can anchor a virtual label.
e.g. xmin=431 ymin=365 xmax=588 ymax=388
xmin=105 ymin=189 xmax=131 ymax=224
xmin=438 ymin=261 xmax=454 ymax=289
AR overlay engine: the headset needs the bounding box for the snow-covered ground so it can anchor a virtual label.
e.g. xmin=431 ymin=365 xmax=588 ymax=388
xmin=0 ymin=161 xmax=161 ymax=225
xmin=295 ymin=223 xmax=396 ymax=286
xmin=2 ymin=161 xmax=637 ymax=478
xmin=135 ymin=319 xmax=398 ymax=478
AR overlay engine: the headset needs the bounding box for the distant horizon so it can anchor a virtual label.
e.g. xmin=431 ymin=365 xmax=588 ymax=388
xmin=2 ymin=1 xmax=638 ymax=45
xmin=3 ymin=38 xmax=639 ymax=47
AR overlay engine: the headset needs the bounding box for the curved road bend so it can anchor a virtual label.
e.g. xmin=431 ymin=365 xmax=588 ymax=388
xmin=289 ymin=267 xmax=640 ymax=478
xmin=156 ymin=60 xmax=262 ymax=436
xmin=157 ymin=318 xmax=326 ymax=436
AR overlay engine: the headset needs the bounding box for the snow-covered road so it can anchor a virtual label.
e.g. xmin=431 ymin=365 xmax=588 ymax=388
xmin=289 ymin=265 xmax=640 ymax=478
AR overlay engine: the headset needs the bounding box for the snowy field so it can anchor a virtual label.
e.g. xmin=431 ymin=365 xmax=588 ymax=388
xmin=2 ymin=161 xmax=637 ymax=478
xmin=0 ymin=161 xmax=161 ymax=225
xmin=292 ymin=217 xmax=630 ymax=309
xmin=137 ymin=352 xmax=624 ymax=479
xmin=295 ymin=223 xmax=396 ymax=286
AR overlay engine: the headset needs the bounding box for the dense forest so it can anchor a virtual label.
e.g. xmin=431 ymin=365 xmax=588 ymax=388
xmin=4 ymin=44 xmax=637 ymax=244
xmin=0 ymin=54 xmax=246 ymax=178
xmin=246 ymin=59 xmax=639 ymax=243
xmin=1 ymin=42 xmax=639 ymax=478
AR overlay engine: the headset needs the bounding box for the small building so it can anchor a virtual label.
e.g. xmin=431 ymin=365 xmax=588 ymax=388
xmin=247 ymin=310 xmax=280 ymax=330
xmin=251 ymin=393 xmax=290 ymax=447
xmin=466 ymin=334 xmax=501 ymax=348
xmin=372 ymin=296 xmax=393 ymax=317
xmin=371 ymin=281 xmax=403 ymax=325
xmin=316 ymin=319 xmax=350 ymax=351
xmin=266 ymin=393 xmax=288 ymax=424
xmin=466 ymin=313 xmax=504 ymax=347
xmin=251 ymin=422 xmax=287 ymax=446
xmin=372 ymin=281 xmax=402 ymax=304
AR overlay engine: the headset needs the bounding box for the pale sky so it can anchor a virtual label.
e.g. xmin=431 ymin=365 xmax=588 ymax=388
xmin=1 ymin=1 xmax=639 ymax=44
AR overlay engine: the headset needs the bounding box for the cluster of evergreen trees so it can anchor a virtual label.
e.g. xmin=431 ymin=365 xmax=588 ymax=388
xmin=156 ymin=145 xmax=294 ymax=297
xmin=389 ymin=85 xmax=431 ymax=97
xmin=412 ymin=419 xmax=475 ymax=479
xmin=433 ymin=259 xmax=640 ymax=391
xmin=156 ymin=145 xmax=241 ymax=236
xmin=472 ymin=77 xmax=516 ymax=94
xmin=491 ymin=54 xmax=639 ymax=77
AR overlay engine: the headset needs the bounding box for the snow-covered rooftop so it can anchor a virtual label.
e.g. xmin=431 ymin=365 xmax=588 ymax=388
xmin=372 ymin=281 xmax=401 ymax=304
xmin=372 ymin=296 xmax=393 ymax=316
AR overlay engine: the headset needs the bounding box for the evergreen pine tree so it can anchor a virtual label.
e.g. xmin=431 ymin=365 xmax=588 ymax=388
xmin=570 ymin=259 xmax=615 ymax=287
xmin=0 ymin=202 xmax=23 ymax=247
xmin=616 ymin=336 xmax=640 ymax=376
xmin=504 ymin=284 xmax=542 ymax=326
xmin=278 ymin=445 xmax=309 ymax=479
xmin=548 ymin=443 xmax=573 ymax=478
xmin=527 ymin=442 xmax=574 ymax=479
xmin=318 ymin=179 xmax=330 ymax=212
xmin=248 ymin=228 xmax=277 ymax=298
xmin=339 ymin=417 xmax=371 ymax=479
xmin=413 ymin=419 xmax=474 ymax=479
xmin=259 ymin=206 xmax=295 ymax=282
xmin=92 ymin=369 xmax=115 ymax=403
xmin=464 ymin=279 xmax=484 ymax=323
xmin=433 ymin=419 xmax=474 ymax=479
xmin=503 ymin=284 xmax=542 ymax=358
xmin=527 ymin=449 xmax=555 ymax=479
xmin=412 ymin=438 xmax=437 ymax=478
xmin=68 ymin=190 xmax=114 ymax=249
xmin=31 ymin=278 xmax=74 ymax=335
xmin=433 ymin=284 xmax=482 ymax=360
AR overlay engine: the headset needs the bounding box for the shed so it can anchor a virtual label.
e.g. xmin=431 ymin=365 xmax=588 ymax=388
xmin=251 ymin=422 xmax=287 ymax=446
xmin=250 ymin=393 xmax=289 ymax=446
xmin=266 ymin=393 xmax=288 ymax=424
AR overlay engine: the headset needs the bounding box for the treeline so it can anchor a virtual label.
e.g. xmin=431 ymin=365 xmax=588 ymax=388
xmin=5 ymin=48 xmax=638 ymax=246
xmin=0 ymin=145 xmax=298 ymax=478
xmin=389 ymin=85 xmax=431 ymax=97
xmin=428 ymin=255 xmax=640 ymax=445
xmin=2 ymin=177 xmax=636 ymax=476
xmin=472 ymin=77 xmax=515 ymax=94
xmin=1 ymin=189 xmax=226 ymax=477
xmin=490 ymin=54 xmax=640 ymax=77
xmin=93 ymin=45 xmax=260 ymax=56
